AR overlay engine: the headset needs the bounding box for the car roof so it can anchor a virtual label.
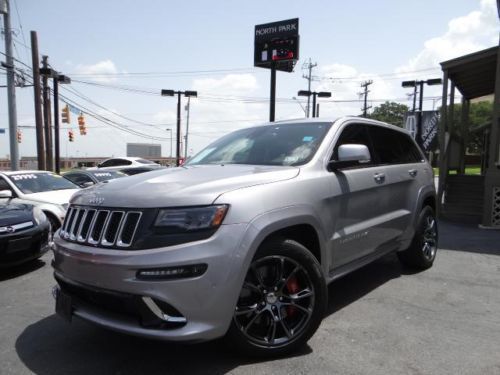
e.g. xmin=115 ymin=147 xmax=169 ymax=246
xmin=103 ymin=157 xmax=154 ymax=162
xmin=259 ymin=116 xmax=411 ymax=135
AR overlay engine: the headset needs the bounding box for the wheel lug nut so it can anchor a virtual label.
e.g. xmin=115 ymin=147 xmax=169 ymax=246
xmin=274 ymin=287 xmax=278 ymax=291
xmin=263 ymin=290 xmax=267 ymax=294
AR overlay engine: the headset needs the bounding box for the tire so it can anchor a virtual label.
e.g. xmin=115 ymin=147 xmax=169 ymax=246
xmin=397 ymin=206 xmax=438 ymax=270
xmin=225 ymin=238 xmax=327 ymax=357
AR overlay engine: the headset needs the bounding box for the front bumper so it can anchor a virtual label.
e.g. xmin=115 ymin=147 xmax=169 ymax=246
xmin=0 ymin=222 xmax=50 ymax=267
xmin=51 ymin=223 xmax=250 ymax=342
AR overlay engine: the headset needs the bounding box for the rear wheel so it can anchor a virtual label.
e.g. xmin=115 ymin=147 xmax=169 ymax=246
xmin=397 ymin=206 xmax=438 ymax=270
xmin=226 ymin=238 xmax=327 ymax=357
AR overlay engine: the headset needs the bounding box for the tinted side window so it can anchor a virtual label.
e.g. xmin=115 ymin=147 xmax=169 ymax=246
xmin=100 ymin=160 xmax=113 ymax=167
xmin=114 ymin=159 xmax=132 ymax=166
xmin=368 ymin=126 xmax=423 ymax=165
xmin=0 ymin=177 xmax=11 ymax=191
xmin=65 ymin=173 xmax=93 ymax=185
xmin=332 ymin=124 xmax=374 ymax=167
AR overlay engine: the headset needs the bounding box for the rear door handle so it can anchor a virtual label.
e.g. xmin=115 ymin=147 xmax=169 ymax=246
xmin=374 ymin=173 xmax=385 ymax=183
xmin=408 ymin=169 xmax=418 ymax=177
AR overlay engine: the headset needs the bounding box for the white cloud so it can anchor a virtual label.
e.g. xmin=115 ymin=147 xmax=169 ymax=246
xmin=397 ymin=0 xmax=499 ymax=74
xmin=74 ymin=60 xmax=125 ymax=83
xmin=192 ymin=73 xmax=259 ymax=95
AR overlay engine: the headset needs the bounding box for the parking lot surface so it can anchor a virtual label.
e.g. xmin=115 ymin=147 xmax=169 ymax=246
xmin=1 ymin=221 xmax=499 ymax=375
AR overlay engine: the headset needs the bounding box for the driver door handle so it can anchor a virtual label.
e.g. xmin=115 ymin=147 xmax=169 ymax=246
xmin=408 ymin=169 xmax=418 ymax=177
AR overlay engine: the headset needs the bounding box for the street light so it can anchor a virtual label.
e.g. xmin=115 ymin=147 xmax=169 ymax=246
xmin=401 ymin=78 xmax=442 ymax=150
xmin=298 ymin=90 xmax=331 ymax=118
xmin=40 ymin=68 xmax=71 ymax=174
xmin=161 ymin=89 xmax=197 ymax=166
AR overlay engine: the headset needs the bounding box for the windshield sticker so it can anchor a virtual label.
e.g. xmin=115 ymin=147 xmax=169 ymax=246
xmin=10 ymin=174 xmax=38 ymax=181
xmin=302 ymin=136 xmax=314 ymax=142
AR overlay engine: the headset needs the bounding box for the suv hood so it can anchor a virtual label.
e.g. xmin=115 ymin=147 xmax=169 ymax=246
xmin=71 ymin=164 xmax=299 ymax=208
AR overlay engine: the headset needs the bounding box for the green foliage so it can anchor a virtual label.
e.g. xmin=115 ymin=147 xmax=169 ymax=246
xmin=367 ymin=101 xmax=409 ymax=127
xmin=449 ymin=101 xmax=493 ymax=154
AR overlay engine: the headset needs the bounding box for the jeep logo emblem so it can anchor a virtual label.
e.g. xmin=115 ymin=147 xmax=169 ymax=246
xmin=89 ymin=196 xmax=105 ymax=206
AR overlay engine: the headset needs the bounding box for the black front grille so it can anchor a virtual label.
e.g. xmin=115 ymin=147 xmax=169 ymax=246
xmin=60 ymin=206 xmax=142 ymax=248
xmin=55 ymin=275 xmax=186 ymax=329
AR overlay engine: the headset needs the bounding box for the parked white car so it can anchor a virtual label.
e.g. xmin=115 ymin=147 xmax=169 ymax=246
xmin=90 ymin=157 xmax=160 ymax=171
xmin=0 ymin=170 xmax=80 ymax=229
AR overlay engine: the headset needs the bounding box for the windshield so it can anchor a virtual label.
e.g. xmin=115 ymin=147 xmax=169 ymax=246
xmin=187 ymin=123 xmax=332 ymax=166
xmin=90 ymin=171 xmax=126 ymax=182
xmin=8 ymin=172 xmax=78 ymax=194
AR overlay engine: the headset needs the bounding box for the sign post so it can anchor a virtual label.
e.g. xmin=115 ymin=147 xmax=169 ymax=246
xmin=254 ymin=18 xmax=299 ymax=122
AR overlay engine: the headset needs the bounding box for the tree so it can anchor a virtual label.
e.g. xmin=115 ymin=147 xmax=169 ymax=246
xmin=448 ymin=100 xmax=493 ymax=154
xmin=368 ymin=101 xmax=409 ymax=127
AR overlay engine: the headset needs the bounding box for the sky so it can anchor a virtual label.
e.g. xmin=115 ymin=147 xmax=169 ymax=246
xmin=0 ymin=0 xmax=498 ymax=159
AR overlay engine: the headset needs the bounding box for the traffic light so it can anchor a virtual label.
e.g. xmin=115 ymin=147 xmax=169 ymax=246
xmin=16 ymin=130 xmax=22 ymax=143
xmin=62 ymin=104 xmax=70 ymax=123
xmin=68 ymin=130 xmax=74 ymax=142
xmin=78 ymin=113 xmax=87 ymax=135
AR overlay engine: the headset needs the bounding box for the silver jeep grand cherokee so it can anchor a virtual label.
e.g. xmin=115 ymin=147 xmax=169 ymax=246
xmin=52 ymin=117 xmax=437 ymax=356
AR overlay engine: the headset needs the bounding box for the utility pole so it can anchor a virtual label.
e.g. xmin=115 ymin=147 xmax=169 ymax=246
xmin=302 ymin=59 xmax=317 ymax=118
xmin=269 ymin=64 xmax=276 ymax=122
xmin=42 ymin=56 xmax=53 ymax=171
xmin=184 ymin=97 xmax=190 ymax=160
xmin=360 ymin=80 xmax=373 ymax=117
xmin=161 ymin=89 xmax=197 ymax=166
xmin=30 ymin=31 xmax=46 ymax=170
xmin=1 ymin=0 xmax=20 ymax=170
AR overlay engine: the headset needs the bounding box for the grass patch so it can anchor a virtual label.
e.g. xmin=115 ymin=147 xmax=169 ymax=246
xmin=433 ymin=165 xmax=481 ymax=176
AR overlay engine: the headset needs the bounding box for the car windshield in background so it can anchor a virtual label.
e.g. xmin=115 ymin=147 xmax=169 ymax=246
xmin=136 ymin=159 xmax=156 ymax=165
xmin=90 ymin=171 xmax=126 ymax=182
xmin=187 ymin=123 xmax=332 ymax=166
xmin=8 ymin=173 xmax=78 ymax=194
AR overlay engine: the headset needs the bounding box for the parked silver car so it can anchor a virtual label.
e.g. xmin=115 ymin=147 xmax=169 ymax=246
xmin=52 ymin=117 xmax=437 ymax=356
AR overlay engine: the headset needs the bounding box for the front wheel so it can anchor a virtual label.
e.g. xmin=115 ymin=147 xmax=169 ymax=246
xmin=226 ymin=238 xmax=327 ymax=357
xmin=397 ymin=206 xmax=438 ymax=270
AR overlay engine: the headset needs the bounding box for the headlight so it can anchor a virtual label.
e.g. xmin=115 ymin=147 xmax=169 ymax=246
xmin=154 ymin=205 xmax=228 ymax=233
xmin=33 ymin=206 xmax=47 ymax=225
xmin=61 ymin=203 xmax=69 ymax=210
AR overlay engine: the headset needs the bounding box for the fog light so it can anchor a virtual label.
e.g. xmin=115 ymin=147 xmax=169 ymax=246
xmin=136 ymin=264 xmax=207 ymax=280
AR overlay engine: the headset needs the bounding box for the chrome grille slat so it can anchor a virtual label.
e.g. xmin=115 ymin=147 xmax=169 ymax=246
xmin=70 ymin=209 xmax=85 ymax=240
xmin=101 ymin=211 xmax=125 ymax=246
xmin=88 ymin=210 xmax=110 ymax=245
xmin=117 ymin=211 xmax=142 ymax=247
xmin=61 ymin=207 xmax=75 ymax=237
xmin=61 ymin=206 xmax=142 ymax=248
xmin=78 ymin=209 xmax=96 ymax=242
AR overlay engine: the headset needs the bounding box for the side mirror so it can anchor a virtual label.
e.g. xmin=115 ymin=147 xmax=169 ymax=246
xmin=81 ymin=182 xmax=95 ymax=188
xmin=0 ymin=190 xmax=13 ymax=198
xmin=329 ymin=144 xmax=371 ymax=170
xmin=338 ymin=144 xmax=371 ymax=162
xmin=97 ymin=163 xmax=103 ymax=168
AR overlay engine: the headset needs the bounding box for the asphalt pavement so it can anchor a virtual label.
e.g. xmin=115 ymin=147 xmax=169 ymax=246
xmin=1 ymin=220 xmax=499 ymax=375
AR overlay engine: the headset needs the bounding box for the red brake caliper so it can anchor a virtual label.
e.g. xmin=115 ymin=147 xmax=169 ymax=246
xmin=286 ymin=276 xmax=300 ymax=317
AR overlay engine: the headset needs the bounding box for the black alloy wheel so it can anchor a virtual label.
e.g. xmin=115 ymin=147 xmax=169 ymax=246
xmin=226 ymin=238 xmax=327 ymax=357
